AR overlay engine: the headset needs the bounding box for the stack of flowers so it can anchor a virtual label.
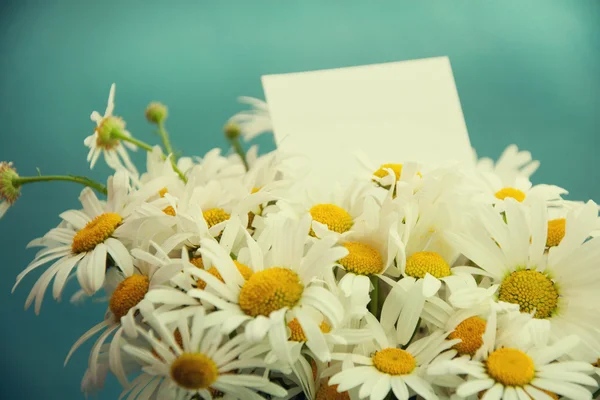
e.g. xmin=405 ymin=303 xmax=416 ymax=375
xmin=3 ymin=84 xmax=600 ymax=400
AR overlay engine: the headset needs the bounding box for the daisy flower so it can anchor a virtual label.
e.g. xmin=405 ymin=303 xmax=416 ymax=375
xmin=163 ymin=214 xmax=348 ymax=366
xmin=228 ymin=96 xmax=272 ymax=141
xmin=447 ymin=196 xmax=600 ymax=358
xmin=120 ymin=305 xmax=287 ymax=400
xmin=84 ymin=83 xmax=138 ymax=176
xmin=428 ymin=321 xmax=596 ymax=399
xmin=319 ymin=196 xmax=402 ymax=318
xmin=64 ymin=241 xmax=184 ymax=387
xmin=0 ymin=161 xmax=21 ymax=219
xmin=13 ymin=172 xmax=134 ymax=313
xmin=472 ymin=145 xmax=566 ymax=209
xmin=329 ymin=313 xmax=459 ymax=400
xmin=185 ymin=148 xmax=246 ymax=186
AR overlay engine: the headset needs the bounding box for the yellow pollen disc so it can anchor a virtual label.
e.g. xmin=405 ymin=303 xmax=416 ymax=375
xmin=287 ymin=318 xmax=331 ymax=342
xmin=158 ymin=188 xmax=168 ymax=198
xmin=372 ymin=348 xmax=416 ymax=375
xmin=498 ymin=270 xmax=558 ymax=319
xmin=203 ymin=208 xmax=230 ymax=229
xmin=309 ymin=204 xmax=353 ymax=235
xmin=495 ymin=187 xmax=526 ymax=202
xmin=109 ymin=275 xmax=150 ymax=320
xmin=373 ymin=163 xmax=403 ymax=181
xmin=448 ymin=316 xmax=486 ymax=356
xmin=239 ymin=267 xmax=304 ymax=317
xmin=72 ymin=212 xmax=122 ymax=253
xmin=486 ymin=348 xmax=535 ymax=387
xmin=197 ymin=261 xmax=254 ymax=290
xmin=162 ymin=206 xmax=176 ymax=216
xmin=316 ymin=378 xmax=350 ymax=400
xmin=190 ymin=257 xmax=204 ymax=269
xmin=338 ymin=242 xmax=384 ymax=276
xmin=593 ymin=359 xmax=600 ymax=368
xmin=170 ymin=353 xmax=218 ymax=390
xmin=251 ymin=186 xmax=262 ymax=194
xmin=405 ymin=251 xmax=451 ymax=279
xmin=546 ymin=218 xmax=566 ymax=247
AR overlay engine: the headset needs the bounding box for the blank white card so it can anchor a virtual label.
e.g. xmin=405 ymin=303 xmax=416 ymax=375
xmin=261 ymin=56 xmax=473 ymax=186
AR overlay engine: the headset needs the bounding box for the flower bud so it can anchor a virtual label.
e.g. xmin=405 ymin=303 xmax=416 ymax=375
xmin=0 ymin=162 xmax=21 ymax=215
xmin=145 ymin=102 xmax=168 ymax=124
xmin=223 ymin=122 xmax=241 ymax=140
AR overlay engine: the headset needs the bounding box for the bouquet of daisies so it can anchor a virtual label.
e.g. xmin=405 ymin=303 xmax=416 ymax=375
xmin=3 ymin=84 xmax=600 ymax=400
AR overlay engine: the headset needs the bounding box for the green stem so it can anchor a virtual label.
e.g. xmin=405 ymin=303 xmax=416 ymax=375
xmin=158 ymin=121 xmax=175 ymax=161
xmin=13 ymin=175 xmax=107 ymax=195
xmin=369 ymin=275 xmax=379 ymax=318
xmin=402 ymin=318 xmax=421 ymax=350
xmin=112 ymin=131 xmax=154 ymax=152
xmin=157 ymin=122 xmax=187 ymax=183
xmin=229 ymin=136 xmax=249 ymax=171
xmin=113 ymin=130 xmax=187 ymax=183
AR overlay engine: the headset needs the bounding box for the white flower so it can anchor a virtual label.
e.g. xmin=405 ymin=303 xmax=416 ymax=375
xmin=429 ymin=321 xmax=596 ymax=399
xmin=228 ymin=97 xmax=273 ymax=141
xmin=13 ymin=172 xmax=134 ymax=312
xmin=63 ymin=241 xmax=184 ymax=388
xmin=148 ymin=214 xmax=348 ymax=366
xmin=447 ymin=196 xmax=600 ymax=358
xmin=84 ymin=83 xmax=138 ymax=176
xmin=329 ymin=313 xmax=459 ymax=400
xmin=121 ymin=306 xmax=287 ymax=400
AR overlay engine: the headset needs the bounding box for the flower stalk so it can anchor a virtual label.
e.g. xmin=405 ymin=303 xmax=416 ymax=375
xmin=12 ymin=175 xmax=107 ymax=195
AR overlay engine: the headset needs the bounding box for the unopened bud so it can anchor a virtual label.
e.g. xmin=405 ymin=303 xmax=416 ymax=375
xmin=145 ymin=102 xmax=168 ymax=124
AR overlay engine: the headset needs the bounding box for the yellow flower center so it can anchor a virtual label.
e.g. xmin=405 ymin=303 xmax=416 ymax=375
xmin=498 ymin=270 xmax=558 ymax=319
xmin=486 ymin=348 xmax=535 ymax=387
xmin=405 ymin=251 xmax=451 ymax=279
xmin=239 ymin=267 xmax=304 ymax=317
xmin=546 ymin=218 xmax=566 ymax=247
xmin=372 ymin=348 xmax=416 ymax=375
xmin=203 ymin=208 xmax=230 ymax=229
xmin=170 ymin=353 xmax=218 ymax=390
xmin=251 ymin=186 xmax=262 ymax=194
xmin=309 ymin=204 xmax=353 ymax=235
xmin=494 ymin=187 xmax=526 ymax=202
xmin=109 ymin=275 xmax=150 ymax=320
xmin=72 ymin=212 xmax=122 ymax=253
xmin=374 ymin=163 xmax=403 ymax=181
xmin=197 ymin=261 xmax=254 ymax=290
xmin=190 ymin=256 xmax=204 ymax=269
xmin=162 ymin=206 xmax=176 ymax=216
xmin=316 ymin=378 xmax=350 ymax=400
xmin=448 ymin=316 xmax=486 ymax=356
xmin=287 ymin=318 xmax=331 ymax=342
xmin=158 ymin=188 xmax=168 ymax=198
xmin=338 ymin=242 xmax=384 ymax=276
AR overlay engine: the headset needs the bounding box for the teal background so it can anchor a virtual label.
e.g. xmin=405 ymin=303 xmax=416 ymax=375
xmin=1 ymin=1 xmax=599 ymax=398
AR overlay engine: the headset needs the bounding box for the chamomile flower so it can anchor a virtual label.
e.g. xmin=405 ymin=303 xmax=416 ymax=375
xmin=64 ymin=241 xmax=183 ymax=387
xmin=447 ymin=196 xmax=600 ymax=357
xmin=428 ymin=325 xmax=596 ymax=399
xmin=329 ymin=313 xmax=459 ymax=400
xmin=121 ymin=306 xmax=287 ymax=400
xmin=13 ymin=172 xmax=133 ymax=313
xmin=320 ymin=197 xmax=402 ymax=317
xmin=172 ymin=214 xmax=348 ymax=365
xmin=228 ymin=97 xmax=273 ymax=141
xmin=84 ymin=83 xmax=138 ymax=176
xmin=472 ymin=145 xmax=566 ymax=209
xmin=185 ymin=148 xmax=246 ymax=185
xmin=0 ymin=161 xmax=20 ymax=219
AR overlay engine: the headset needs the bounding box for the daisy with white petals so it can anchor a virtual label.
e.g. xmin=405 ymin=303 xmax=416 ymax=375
xmin=13 ymin=172 xmax=134 ymax=314
xmin=228 ymin=97 xmax=273 ymax=141
xmin=121 ymin=305 xmax=287 ymax=400
xmin=64 ymin=241 xmax=183 ymax=387
xmin=329 ymin=313 xmax=459 ymax=400
xmin=84 ymin=83 xmax=139 ymax=176
xmin=429 ymin=323 xmax=596 ymax=399
xmin=447 ymin=196 xmax=600 ymax=358
xmin=176 ymin=215 xmax=348 ymax=365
